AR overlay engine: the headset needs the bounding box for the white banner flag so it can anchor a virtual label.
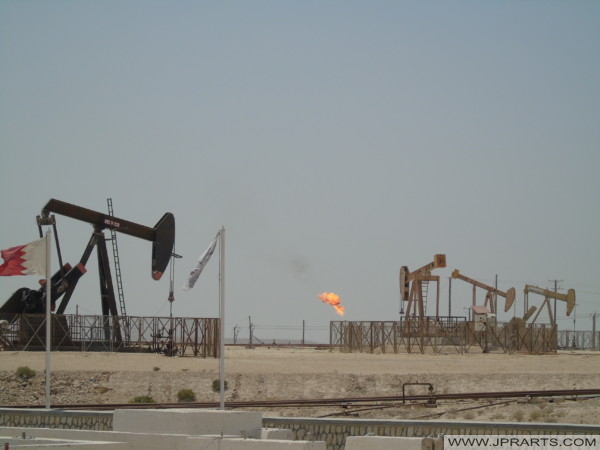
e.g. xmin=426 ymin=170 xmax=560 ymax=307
xmin=182 ymin=233 xmax=219 ymax=291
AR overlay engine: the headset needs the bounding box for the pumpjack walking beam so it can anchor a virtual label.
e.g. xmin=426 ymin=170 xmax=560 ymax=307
xmin=40 ymin=199 xmax=175 ymax=320
xmin=451 ymin=269 xmax=516 ymax=314
xmin=524 ymin=284 xmax=575 ymax=326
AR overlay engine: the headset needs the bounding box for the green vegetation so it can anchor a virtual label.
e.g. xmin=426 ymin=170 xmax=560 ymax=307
xmin=177 ymin=389 xmax=196 ymax=402
xmin=129 ymin=395 xmax=155 ymax=404
xmin=212 ymin=379 xmax=228 ymax=393
xmin=16 ymin=366 xmax=36 ymax=380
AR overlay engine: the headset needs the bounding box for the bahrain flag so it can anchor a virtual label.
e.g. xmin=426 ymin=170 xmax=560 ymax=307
xmin=0 ymin=237 xmax=46 ymax=276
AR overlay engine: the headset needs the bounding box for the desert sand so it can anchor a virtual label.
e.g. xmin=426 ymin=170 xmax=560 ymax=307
xmin=1 ymin=346 xmax=599 ymax=424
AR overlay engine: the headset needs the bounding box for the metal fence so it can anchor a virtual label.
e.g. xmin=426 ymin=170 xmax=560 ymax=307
xmin=2 ymin=315 xmax=597 ymax=356
xmin=330 ymin=319 xmax=566 ymax=354
xmin=558 ymin=330 xmax=600 ymax=350
xmin=0 ymin=314 xmax=220 ymax=357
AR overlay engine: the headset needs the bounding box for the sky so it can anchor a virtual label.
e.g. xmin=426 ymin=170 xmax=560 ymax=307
xmin=1 ymin=1 xmax=599 ymax=344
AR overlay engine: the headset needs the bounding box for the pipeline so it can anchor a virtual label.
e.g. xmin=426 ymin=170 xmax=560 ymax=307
xmin=5 ymin=388 xmax=599 ymax=411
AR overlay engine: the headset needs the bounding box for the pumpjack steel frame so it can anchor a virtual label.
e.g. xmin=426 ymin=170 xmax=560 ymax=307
xmin=1 ymin=198 xmax=175 ymax=346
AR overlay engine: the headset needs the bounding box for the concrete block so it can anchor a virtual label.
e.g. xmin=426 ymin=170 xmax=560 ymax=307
xmin=261 ymin=427 xmax=294 ymax=440
xmin=1 ymin=426 xmax=230 ymax=450
xmin=184 ymin=436 xmax=326 ymax=449
xmin=422 ymin=437 xmax=435 ymax=449
xmin=345 ymin=436 xmax=423 ymax=450
xmin=0 ymin=435 xmax=127 ymax=449
xmin=183 ymin=436 xmax=222 ymax=450
xmin=113 ymin=408 xmax=262 ymax=438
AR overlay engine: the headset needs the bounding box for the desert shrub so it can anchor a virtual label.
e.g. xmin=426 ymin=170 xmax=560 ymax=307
xmin=462 ymin=411 xmax=475 ymax=420
xmin=129 ymin=395 xmax=155 ymax=404
xmin=512 ymin=410 xmax=524 ymax=422
xmin=153 ymin=367 xmax=160 ymax=372
xmin=94 ymin=386 xmax=111 ymax=394
xmin=529 ymin=410 xmax=543 ymax=421
xmin=212 ymin=379 xmax=228 ymax=393
xmin=177 ymin=389 xmax=196 ymax=402
xmin=16 ymin=366 xmax=36 ymax=380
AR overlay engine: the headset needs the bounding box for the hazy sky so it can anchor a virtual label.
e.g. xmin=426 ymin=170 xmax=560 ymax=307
xmin=1 ymin=1 xmax=598 ymax=343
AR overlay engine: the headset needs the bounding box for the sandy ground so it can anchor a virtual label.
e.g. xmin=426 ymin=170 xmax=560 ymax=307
xmin=1 ymin=347 xmax=599 ymax=425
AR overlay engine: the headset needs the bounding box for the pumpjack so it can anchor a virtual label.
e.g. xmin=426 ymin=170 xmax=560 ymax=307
xmin=523 ymin=284 xmax=575 ymax=326
xmin=451 ymin=269 xmax=516 ymax=314
xmin=0 ymin=198 xmax=175 ymax=345
xmin=399 ymin=254 xmax=446 ymax=318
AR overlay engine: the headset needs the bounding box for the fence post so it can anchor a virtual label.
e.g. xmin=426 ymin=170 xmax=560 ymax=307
xmin=593 ymin=314 xmax=597 ymax=350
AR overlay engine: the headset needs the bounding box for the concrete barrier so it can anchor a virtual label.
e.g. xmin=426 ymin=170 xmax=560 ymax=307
xmin=345 ymin=436 xmax=423 ymax=450
xmin=184 ymin=436 xmax=326 ymax=449
xmin=345 ymin=435 xmax=444 ymax=450
xmin=0 ymin=429 xmax=127 ymax=449
xmin=1 ymin=426 xmax=182 ymax=450
xmin=113 ymin=408 xmax=263 ymax=438
xmin=0 ymin=407 xmax=112 ymax=430
xmin=0 ymin=426 xmax=324 ymax=450
xmin=3 ymin=408 xmax=600 ymax=450
xmin=263 ymin=417 xmax=600 ymax=450
xmin=262 ymin=427 xmax=294 ymax=440
xmin=0 ymin=440 xmax=125 ymax=450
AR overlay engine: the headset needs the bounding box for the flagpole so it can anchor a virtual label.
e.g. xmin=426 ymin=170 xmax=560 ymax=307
xmin=219 ymin=226 xmax=225 ymax=410
xmin=44 ymin=230 xmax=52 ymax=409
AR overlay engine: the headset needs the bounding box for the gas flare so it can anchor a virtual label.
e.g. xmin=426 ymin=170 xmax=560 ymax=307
xmin=318 ymin=292 xmax=345 ymax=316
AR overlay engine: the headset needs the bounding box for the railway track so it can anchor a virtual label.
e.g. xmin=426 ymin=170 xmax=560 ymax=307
xmin=6 ymin=388 xmax=599 ymax=411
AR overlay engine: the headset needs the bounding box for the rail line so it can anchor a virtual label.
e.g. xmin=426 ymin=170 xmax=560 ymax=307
xmin=6 ymin=388 xmax=599 ymax=411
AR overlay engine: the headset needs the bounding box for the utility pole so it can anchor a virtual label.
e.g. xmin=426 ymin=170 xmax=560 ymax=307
xmin=448 ymin=277 xmax=452 ymax=317
xmin=233 ymin=325 xmax=239 ymax=345
xmin=572 ymin=302 xmax=577 ymax=348
xmin=592 ymin=313 xmax=597 ymax=350
xmin=494 ymin=274 xmax=498 ymax=316
xmin=248 ymin=316 xmax=253 ymax=348
xmin=549 ymin=279 xmax=563 ymax=325
xmin=302 ymin=320 xmax=305 ymax=346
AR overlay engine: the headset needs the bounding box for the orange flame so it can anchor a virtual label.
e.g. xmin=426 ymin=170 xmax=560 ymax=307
xmin=318 ymin=292 xmax=345 ymax=316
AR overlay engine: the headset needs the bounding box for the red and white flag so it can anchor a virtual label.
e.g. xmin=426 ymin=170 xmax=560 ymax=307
xmin=0 ymin=237 xmax=47 ymax=276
